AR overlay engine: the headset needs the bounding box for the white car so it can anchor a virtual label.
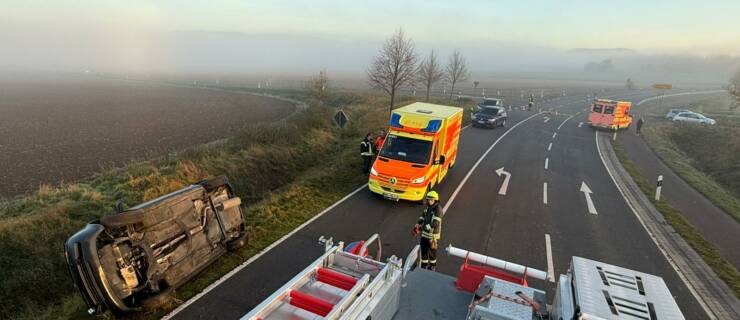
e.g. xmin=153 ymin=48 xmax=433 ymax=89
xmin=672 ymin=112 xmax=716 ymax=125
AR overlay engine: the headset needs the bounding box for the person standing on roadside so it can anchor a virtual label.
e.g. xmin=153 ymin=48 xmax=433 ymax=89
xmin=360 ymin=133 xmax=374 ymax=175
xmin=374 ymin=129 xmax=386 ymax=154
xmin=636 ymin=116 xmax=645 ymax=135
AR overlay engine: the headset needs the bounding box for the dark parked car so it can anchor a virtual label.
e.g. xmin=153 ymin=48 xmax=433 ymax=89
xmin=65 ymin=176 xmax=247 ymax=315
xmin=471 ymin=105 xmax=508 ymax=128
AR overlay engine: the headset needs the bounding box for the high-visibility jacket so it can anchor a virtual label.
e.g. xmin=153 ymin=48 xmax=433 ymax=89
xmin=418 ymin=203 xmax=443 ymax=241
xmin=360 ymin=139 xmax=374 ymax=157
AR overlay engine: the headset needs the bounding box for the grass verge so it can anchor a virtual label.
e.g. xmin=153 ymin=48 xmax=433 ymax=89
xmin=1 ymin=87 xmax=474 ymax=319
xmin=637 ymin=94 xmax=740 ymax=222
xmin=640 ymin=123 xmax=740 ymax=223
xmin=611 ymin=139 xmax=740 ymax=298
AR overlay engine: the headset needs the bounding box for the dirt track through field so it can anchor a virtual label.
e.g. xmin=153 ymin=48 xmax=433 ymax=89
xmin=0 ymin=76 xmax=295 ymax=197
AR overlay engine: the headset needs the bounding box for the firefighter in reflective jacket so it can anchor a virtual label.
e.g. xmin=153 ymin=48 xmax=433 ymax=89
xmin=360 ymin=132 xmax=374 ymax=175
xmin=414 ymin=191 xmax=444 ymax=270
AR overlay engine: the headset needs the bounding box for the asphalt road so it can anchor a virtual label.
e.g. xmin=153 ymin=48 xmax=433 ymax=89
xmin=167 ymin=90 xmax=707 ymax=319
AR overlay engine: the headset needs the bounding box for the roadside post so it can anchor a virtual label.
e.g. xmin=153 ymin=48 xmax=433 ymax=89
xmin=655 ymin=175 xmax=663 ymax=201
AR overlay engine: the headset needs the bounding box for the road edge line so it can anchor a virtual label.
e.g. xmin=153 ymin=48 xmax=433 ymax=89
xmin=162 ymin=183 xmax=368 ymax=320
xmin=636 ymin=90 xmax=727 ymax=106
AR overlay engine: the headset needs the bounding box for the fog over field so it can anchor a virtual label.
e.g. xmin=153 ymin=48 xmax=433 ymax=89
xmin=2 ymin=28 xmax=738 ymax=87
xmin=3 ymin=0 xmax=740 ymax=88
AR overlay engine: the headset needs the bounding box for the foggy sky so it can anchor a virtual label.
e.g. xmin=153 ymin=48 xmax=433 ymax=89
xmin=1 ymin=1 xmax=739 ymax=84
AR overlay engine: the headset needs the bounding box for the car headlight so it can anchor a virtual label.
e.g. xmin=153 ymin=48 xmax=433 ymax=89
xmin=488 ymin=118 xmax=496 ymax=122
xmin=411 ymin=176 xmax=425 ymax=184
xmin=370 ymin=167 xmax=378 ymax=176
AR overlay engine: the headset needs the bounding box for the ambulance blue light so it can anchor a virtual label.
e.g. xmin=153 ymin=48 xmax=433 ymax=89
xmin=390 ymin=113 xmax=404 ymax=128
xmin=422 ymin=119 xmax=442 ymax=133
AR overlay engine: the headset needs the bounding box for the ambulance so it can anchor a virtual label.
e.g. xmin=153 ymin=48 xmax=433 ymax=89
xmin=368 ymin=102 xmax=462 ymax=201
xmin=588 ymin=98 xmax=633 ymax=130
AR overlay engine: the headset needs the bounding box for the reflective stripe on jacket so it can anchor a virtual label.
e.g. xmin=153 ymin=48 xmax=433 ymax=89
xmin=360 ymin=140 xmax=373 ymax=156
xmin=418 ymin=204 xmax=443 ymax=240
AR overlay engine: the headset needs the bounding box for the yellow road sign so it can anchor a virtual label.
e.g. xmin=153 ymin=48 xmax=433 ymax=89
xmin=652 ymin=83 xmax=673 ymax=90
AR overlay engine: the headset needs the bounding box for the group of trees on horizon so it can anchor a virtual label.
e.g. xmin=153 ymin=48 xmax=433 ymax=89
xmin=367 ymin=29 xmax=471 ymax=113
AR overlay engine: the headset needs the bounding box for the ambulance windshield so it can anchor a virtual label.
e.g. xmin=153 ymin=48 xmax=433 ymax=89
xmin=380 ymin=134 xmax=432 ymax=164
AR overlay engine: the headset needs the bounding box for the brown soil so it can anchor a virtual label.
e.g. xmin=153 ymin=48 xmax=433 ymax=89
xmin=0 ymin=76 xmax=295 ymax=197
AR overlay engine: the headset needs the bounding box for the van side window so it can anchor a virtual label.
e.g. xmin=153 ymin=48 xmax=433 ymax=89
xmin=593 ymin=105 xmax=603 ymax=113
xmin=604 ymin=105 xmax=614 ymax=114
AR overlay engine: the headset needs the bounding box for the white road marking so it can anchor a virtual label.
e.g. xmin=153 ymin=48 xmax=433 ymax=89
xmin=543 ymin=116 xmax=551 ymax=123
xmin=544 ymin=157 xmax=549 ymax=170
xmin=556 ymin=115 xmax=573 ymax=130
xmin=545 ymin=234 xmax=555 ymax=283
xmin=547 ymin=142 xmax=552 ymax=151
xmin=444 ymin=112 xmax=544 ymax=212
xmin=543 ymin=182 xmax=548 ymax=204
xmin=595 ymin=130 xmax=714 ymax=318
xmin=578 ymin=121 xmax=583 ymax=128
xmin=495 ymin=167 xmax=512 ymax=196
xmin=579 ymin=181 xmax=597 ymax=214
xmin=552 ymin=132 xmax=557 ymax=139
xmin=636 ymin=90 xmax=726 ymax=106
xmin=162 ymin=183 xmax=368 ymax=319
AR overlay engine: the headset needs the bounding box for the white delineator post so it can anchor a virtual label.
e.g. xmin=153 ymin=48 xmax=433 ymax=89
xmin=655 ymin=174 xmax=663 ymax=201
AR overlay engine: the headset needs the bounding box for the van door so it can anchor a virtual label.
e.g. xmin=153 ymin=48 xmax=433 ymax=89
xmin=433 ymin=141 xmax=442 ymax=184
xmin=588 ymin=103 xmax=604 ymax=126
xmin=603 ymin=104 xmax=615 ymax=126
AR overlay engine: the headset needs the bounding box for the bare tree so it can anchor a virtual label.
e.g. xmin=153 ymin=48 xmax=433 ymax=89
xmin=367 ymin=29 xmax=418 ymax=114
xmin=307 ymin=69 xmax=329 ymax=105
xmin=445 ymin=50 xmax=470 ymax=100
xmin=417 ymin=50 xmax=444 ymax=102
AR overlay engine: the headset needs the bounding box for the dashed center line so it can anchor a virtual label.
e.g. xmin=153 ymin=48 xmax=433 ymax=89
xmin=556 ymin=115 xmax=574 ymax=130
xmin=543 ymin=182 xmax=548 ymax=204
xmin=547 ymin=142 xmax=552 ymax=151
xmin=552 ymin=132 xmax=557 ymax=139
xmin=545 ymin=157 xmax=549 ymax=170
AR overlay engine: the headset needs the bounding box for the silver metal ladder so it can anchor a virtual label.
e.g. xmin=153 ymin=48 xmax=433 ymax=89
xmin=241 ymin=234 xmax=419 ymax=320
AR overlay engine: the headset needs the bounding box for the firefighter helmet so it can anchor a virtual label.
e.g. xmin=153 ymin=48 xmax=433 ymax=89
xmin=425 ymin=191 xmax=439 ymax=201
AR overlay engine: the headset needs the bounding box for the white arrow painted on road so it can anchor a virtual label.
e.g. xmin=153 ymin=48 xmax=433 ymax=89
xmin=495 ymin=167 xmax=511 ymax=195
xmin=578 ymin=121 xmax=584 ymax=128
xmin=580 ymin=181 xmax=597 ymax=214
xmin=543 ymin=116 xmax=551 ymax=123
